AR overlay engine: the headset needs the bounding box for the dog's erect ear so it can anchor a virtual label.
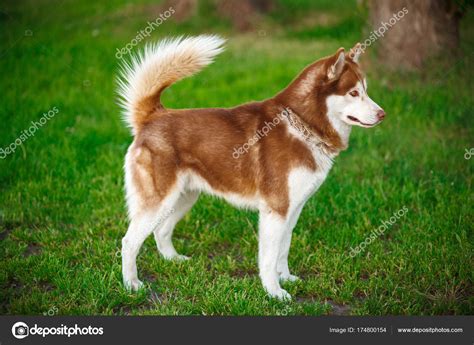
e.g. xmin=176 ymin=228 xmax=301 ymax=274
xmin=327 ymin=48 xmax=345 ymax=80
xmin=349 ymin=43 xmax=362 ymax=63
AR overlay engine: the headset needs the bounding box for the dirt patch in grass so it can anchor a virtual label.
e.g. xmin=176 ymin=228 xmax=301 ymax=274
xmin=38 ymin=280 xmax=55 ymax=292
xmin=0 ymin=227 xmax=13 ymax=241
xmin=142 ymin=271 xmax=158 ymax=284
xmin=23 ymin=243 xmax=42 ymax=257
xmin=5 ymin=276 xmax=23 ymax=291
xmin=0 ymin=276 xmax=23 ymax=313
xmin=353 ymin=289 xmax=367 ymax=301
xmin=230 ymin=267 xmax=257 ymax=278
xmin=296 ymin=295 xmax=316 ymax=304
xmin=325 ymin=299 xmax=351 ymax=315
xmin=206 ymin=241 xmax=233 ymax=259
xmin=0 ymin=221 xmax=22 ymax=241
xmin=296 ymin=295 xmax=351 ymax=315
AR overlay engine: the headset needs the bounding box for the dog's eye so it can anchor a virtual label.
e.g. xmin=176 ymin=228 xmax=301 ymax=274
xmin=349 ymin=90 xmax=359 ymax=97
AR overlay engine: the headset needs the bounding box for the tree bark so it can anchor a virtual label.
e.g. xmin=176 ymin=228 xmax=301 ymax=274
xmin=369 ymin=0 xmax=463 ymax=69
xmin=216 ymin=0 xmax=276 ymax=31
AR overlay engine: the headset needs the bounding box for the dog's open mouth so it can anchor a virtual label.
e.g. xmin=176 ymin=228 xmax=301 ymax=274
xmin=347 ymin=115 xmax=378 ymax=127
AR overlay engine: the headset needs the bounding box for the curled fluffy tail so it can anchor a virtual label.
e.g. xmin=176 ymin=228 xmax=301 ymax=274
xmin=117 ymin=35 xmax=225 ymax=134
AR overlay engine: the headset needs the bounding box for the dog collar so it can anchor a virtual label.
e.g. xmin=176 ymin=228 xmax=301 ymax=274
xmin=282 ymin=107 xmax=333 ymax=154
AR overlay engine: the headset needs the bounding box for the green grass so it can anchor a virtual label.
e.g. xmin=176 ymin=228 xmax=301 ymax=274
xmin=0 ymin=0 xmax=473 ymax=315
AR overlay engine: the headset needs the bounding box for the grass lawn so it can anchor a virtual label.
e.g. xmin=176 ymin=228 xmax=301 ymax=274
xmin=0 ymin=0 xmax=473 ymax=315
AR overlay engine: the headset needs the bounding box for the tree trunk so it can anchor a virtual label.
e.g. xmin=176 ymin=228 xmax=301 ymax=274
xmin=369 ymin=0 xmax=463 ymax=69
xmin=163 ymin=0 xmax=276 ymax=31
xmin=217 ymin=0 xmax=276 ymax=31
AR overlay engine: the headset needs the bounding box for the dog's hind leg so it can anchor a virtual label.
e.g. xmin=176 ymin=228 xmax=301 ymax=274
xmin=122 ymin=209 xmax=159 ymax=291
xmin=153 ymin=191 xmax=199 ymax=260
xmin=122 ymin=189 xmax=183 ymax=291
xmin=121 ymin=144 xmax=183 ymax=291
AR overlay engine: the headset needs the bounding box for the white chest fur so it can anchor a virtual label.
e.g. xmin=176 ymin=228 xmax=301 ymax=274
xmin=283 ymin=116 xmax=343 ymax=213
xmin=287 ymin=145 xmax=334 ymax=213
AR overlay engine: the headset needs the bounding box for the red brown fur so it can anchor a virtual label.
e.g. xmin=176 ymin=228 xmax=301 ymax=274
xmin=118 ymin=37 xmax=382 ymax=299
xmin=128 ymin=48 xmax=364 ymax=218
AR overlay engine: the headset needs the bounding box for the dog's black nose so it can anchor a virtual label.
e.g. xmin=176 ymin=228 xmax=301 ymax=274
xmin=377 ymin=109 xmax=386 ymax=120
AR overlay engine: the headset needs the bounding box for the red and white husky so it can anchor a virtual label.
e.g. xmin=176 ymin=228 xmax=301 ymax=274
xmin=118 ymin=35 xmax=385 ymax=300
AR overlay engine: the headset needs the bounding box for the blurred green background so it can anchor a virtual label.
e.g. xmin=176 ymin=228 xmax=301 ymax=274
xmin=0 ymin=0 xmax=472 ymax=315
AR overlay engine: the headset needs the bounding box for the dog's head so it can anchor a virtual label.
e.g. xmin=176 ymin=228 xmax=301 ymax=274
xmin=323 ymin=44 xmax=385 ymax=128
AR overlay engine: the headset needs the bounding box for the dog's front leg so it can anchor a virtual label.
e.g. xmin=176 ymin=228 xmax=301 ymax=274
xmin=258 ymin=210 xmax=291 ymax=300
xmin=277 ymin=204 xmax=304 ymax=282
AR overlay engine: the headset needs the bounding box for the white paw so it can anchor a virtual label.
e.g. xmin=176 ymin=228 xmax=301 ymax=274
xmin=163 ymin=253 xmax=190 ymax=261
xmin=173 ymin=254 xmax=190 ymax=261
xmin=279 ymin=274 xmax=300 ymax=283
xmin=176 ymin=254 xmax=190 ymax=261
xmin=124 ymin=278 xmax=144 ymax=292
xmin=268 ymin=288 xmax=292 ymax=301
